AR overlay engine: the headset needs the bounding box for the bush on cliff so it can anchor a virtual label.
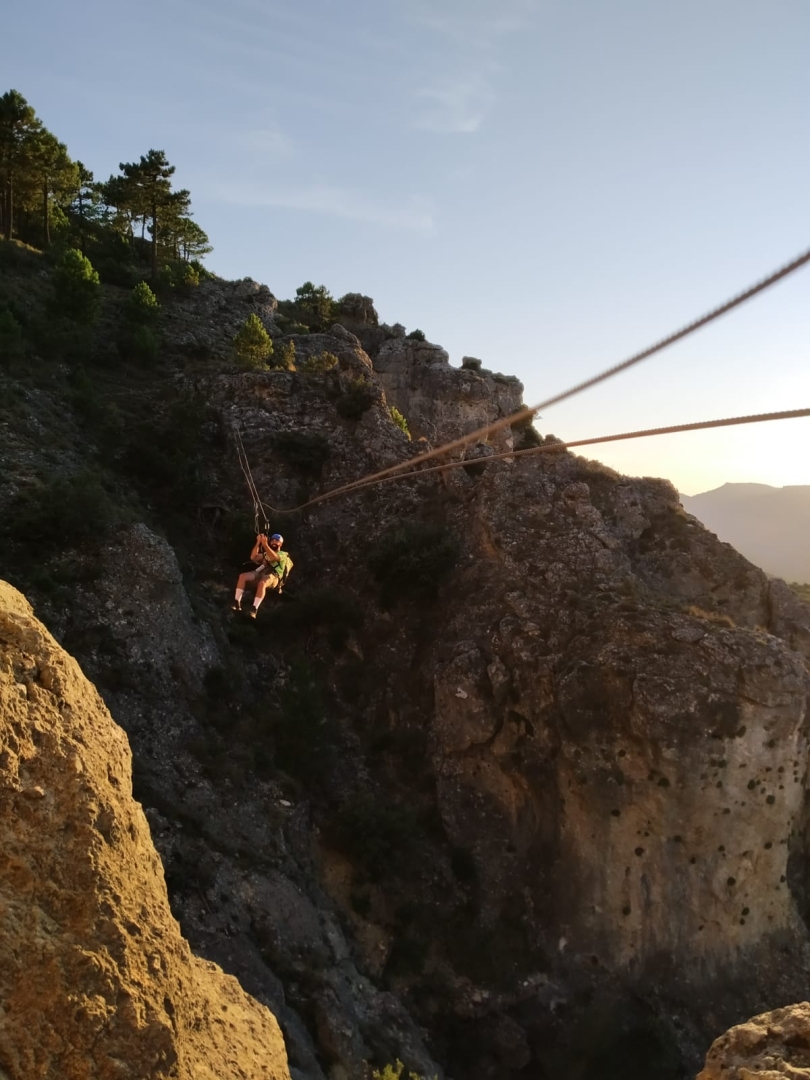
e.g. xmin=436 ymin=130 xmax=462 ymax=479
xmin=337 ymin=376 xmax=376 ymax=420
xmin=389 ymin=406 xmax=410 ymax=438
xmin=126 ymin=281 xmax=160 ymax=325
xmin=0 ymin=307 xmax=25 ymax=362
xmin=233 ymin=313 xmax=273 ymax=370
xmin=9 ymin=472 xmax=120 ymax=553
xmin=49 ymin=248 xmax=101 ymax=325
xmin=298 ymin=350 xmax=338 ymax=374
xmin=272 ymin=340 xmax=296 ymax=371
xmin=368 ymin=522 xmax=460 ymax=605
xmin=373 ymin=1061 xmax=436 ymax=1080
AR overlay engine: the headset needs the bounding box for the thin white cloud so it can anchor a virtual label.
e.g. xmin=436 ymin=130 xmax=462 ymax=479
xmin=212 ymin=181 xmax=435 ymax=233
xmin=407 ymin=0 xmax=537 ymax=133
xmin=237 ymin=128 xmax=295 ymax=158
xmin=414 ymin=74 xmax=495 ymax=133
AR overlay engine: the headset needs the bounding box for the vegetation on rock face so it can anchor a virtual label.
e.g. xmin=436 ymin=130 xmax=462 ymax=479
xmin=373 ymin=1062 xmax=436 ymax=1080
xmin=8 ymin=473 xmax=121 ymax=554
xmin=233 ymin=312 xmax=273 ymax=369
xmin=0 ymin=306 xmax=24 ymax=361
xmin=291 ymin=280 xmax=334 ymax=330
xmin=405 ymin=328 xmax=426 ymax=341
xmin=274 ymin=339 xmax=296 ymax=371
xmin=790 ymin=582 xmax=810 ymax=604
xmin=297 ymin=349 xmax=338 ymax=374
xmin=49 ymin=248 xmax=101 ymax=324
xmin=389 ymin=405 xmax=410 ymax=438
xmin=0 ymin=89 xmax=211 ymax=284
xmin=337 ymin=376 xmax=376 ymax=420
xmin=368 ymin=522 xmax=460 ymax=605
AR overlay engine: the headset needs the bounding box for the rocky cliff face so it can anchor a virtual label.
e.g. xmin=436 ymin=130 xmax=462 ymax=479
xmin=0 ymin=580 xmax=290 ymax=1080
xmin=3 ymin=268 xmax=810 ymax=1080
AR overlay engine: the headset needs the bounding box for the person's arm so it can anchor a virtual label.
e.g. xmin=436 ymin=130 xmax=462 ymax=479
xmin=250 ymin=536 xmax=264 ymax=561
xmin=258 ymin=536 xmax=284 ymax=568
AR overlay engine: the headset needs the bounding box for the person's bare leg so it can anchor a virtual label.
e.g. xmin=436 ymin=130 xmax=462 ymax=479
xmin=233 ymin=571 xmax=255 ymax=609
xmin=250 ymin=576 xmax=277 ymax=617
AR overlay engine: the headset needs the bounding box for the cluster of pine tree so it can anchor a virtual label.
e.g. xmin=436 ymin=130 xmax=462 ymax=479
xmin=0 ymin=89 xmax=211 ymax=285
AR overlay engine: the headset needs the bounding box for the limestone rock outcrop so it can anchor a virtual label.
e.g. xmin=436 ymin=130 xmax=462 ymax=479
xmin=0 ymin=580 xmax=291 ymax=1080
xmin=697 ymin=1002 xmax=810 ymax=1078
xmin=162 ymin=277 xmax=278 ymax=361
xmin=372 ymin=336 xmax=523 ymax=446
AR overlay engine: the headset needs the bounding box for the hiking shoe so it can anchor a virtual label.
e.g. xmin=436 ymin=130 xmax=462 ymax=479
xmin=248 ymin=608 xmax=257 ymax=619
xmin=231 ymin=600 xmax=241 ymax=612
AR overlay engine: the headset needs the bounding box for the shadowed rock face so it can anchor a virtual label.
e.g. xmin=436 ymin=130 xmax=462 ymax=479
xmin=0 ymin=580 xmax=290 ymax=1080
xmin=697 ymin=1001 xmax=810 ymax=1078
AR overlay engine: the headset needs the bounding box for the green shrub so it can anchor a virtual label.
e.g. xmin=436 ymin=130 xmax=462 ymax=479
xmin=373 ymin=1062 xmax=435 ymax=1080
xmin=188 ymin=258 xmax=213 ymax=282
xmin=126 ymin=281 xmax=160 ymax=325
xmin=513 ymin=416 xmax=543 ymax=450
xmin=9 ymin=472 xmax=120 ymax=552
xmin=233 ymin=313 xmax=273 ymax=369
xmin=0 ymin=307 xmax=25 ymax=362
xmin=405 ymin=329 xmax=426 ymax=341
xmin=368 ymin=522 xmax=460 ymax=605
xmin=389 ymin=406 xmax=410 ymax=438
xmin=272 ymin=340 xmax=296 ymax=371
xmin=119 ymin=397 xmax=207 ymax=509
xmin=69 ymin=367 xmax=123 ymax=448
xmin=179 ymin=262 xmax=200 ymax=288
xmin=50 ymin=248 xmax=101 ymax=324
xmin=292 ymin=281 xmax=335 ymax=330
xmin=337 ymin=376 xmax=376 ymax=420
xmin=789 ymin=582 xmax=810 ymax=604
xmin=298 ymin=350 xmax=338 ymax=374
xmin=128 ymin=324 xmax=160 ymax=363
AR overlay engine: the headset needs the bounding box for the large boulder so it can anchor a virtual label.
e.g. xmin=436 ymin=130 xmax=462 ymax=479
xmin=697 ymin=1002 xmax=810 ymax=1078
xmin=0 ymin=580 xmax=291 ymax=1080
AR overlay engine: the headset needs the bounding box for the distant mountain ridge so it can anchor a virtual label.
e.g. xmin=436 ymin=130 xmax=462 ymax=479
xmin=680 ymin=483 xmax=810 ymax=583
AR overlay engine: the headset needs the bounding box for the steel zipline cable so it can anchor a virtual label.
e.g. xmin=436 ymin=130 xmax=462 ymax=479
xmin=303 ymin=408 xmax=810 ymax=503
xmin=241 ymin=243 xmax=810 ymax=517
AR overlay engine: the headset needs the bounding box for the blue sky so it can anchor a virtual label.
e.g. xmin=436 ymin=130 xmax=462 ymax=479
xmin=7 ymin=0 xmax=810 ymax=494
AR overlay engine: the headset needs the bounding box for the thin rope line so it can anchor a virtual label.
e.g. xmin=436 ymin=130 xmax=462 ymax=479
xmin=235 ymin=428 xmax=268 ymax=530
xmin=269 ymin=408 xmax=810 ymax=510
xmin=259 ymin=244 xmax=810 ymax=515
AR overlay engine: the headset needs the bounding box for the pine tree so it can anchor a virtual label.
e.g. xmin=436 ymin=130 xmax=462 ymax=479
xmin=119 ymin=150 xmax=176 ymax=281
xmin=0 ymin=90 xmax=42 ymax=241
xmin=51 ymin=248 xmax=101 ymax=324
xmin=30 ymin=130 xmax=76 ymax=246
xmin=233 ymin=313 xmax=273 ymax=370
xmin=69 ymin=161 xmax=100 ymax=253
xmin=294 ymin=281 xmax=335 ymax=330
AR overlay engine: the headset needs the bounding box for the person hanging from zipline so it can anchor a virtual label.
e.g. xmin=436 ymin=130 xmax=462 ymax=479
xmin=232 ymin=532 xmax=293 ymax=618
